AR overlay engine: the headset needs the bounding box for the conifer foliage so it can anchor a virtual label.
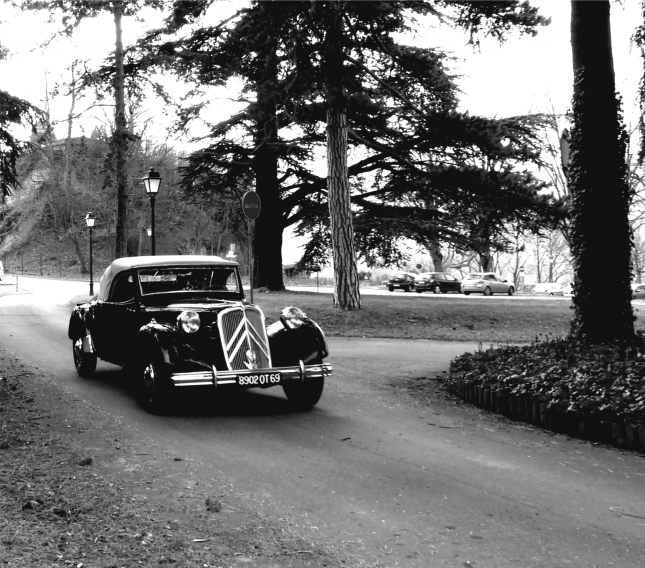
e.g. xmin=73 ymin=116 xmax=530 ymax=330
xmin=149 ymin=1 xmax=552 ymax=309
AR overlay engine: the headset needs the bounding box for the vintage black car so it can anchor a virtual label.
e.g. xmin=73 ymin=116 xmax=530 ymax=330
xmin=68 ymin=256 xmax=332 ymax=413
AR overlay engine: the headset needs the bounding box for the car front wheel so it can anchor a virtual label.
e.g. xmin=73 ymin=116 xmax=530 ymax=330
xmin=463 ymin=291 xmax=470 ymax=296
xmin=483 ymin=287 xmax=492 ymax=296
xmin=72 ymin=339 xmax=97 ymax=378
xmin=388 ymin=286 xmax=394 ymax=292
xmin=283 ymin=376 xmax=325 ymax=410
xmin=507 ymin=286 xmax=515 ymax=296
xmin=139 ymin=356 xmax=172 ymax=415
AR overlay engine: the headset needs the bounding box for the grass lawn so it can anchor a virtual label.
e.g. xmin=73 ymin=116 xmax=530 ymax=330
xmin=254 ymin=291 xmax=578 ymax=343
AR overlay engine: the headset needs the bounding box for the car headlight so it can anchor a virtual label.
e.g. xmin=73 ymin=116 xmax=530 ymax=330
xmin=177 ymin=310 xmax=200 ymax=333
xmin=281 ymin=306 xmax=306 ymax=329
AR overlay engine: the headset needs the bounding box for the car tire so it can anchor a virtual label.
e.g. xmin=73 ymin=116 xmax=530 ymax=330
xmin=433 ymin=284 xmax=441 ymax=294
xmin=416 ymin=289 xmax=422 ymax=293
xmin=283 ymin=373 xmax=324 ymax=410
xmin=508 ymin=286 xmax=515 ymax=296
xmin=72 ymin=339 xmax=97 ymax=378
xmin=138 ymin=355 xmax=172 ymax=415
xmin=388 ymin=286 xmax=394 ymax=292
xmin=483 ymin=287 xmax=492 ymax=296
xmin=463 ymin=291 xmax=470 ymax=296
xmin=404 ymin=286 xmax=410 ymax=292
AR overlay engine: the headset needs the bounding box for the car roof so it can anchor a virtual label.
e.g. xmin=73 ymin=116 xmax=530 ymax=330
xmin=98 ymin=255 xmax=238 ymax=301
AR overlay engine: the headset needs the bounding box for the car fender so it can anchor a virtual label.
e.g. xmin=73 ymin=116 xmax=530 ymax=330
xmin=68 ymin=303 xmax=92 ymax=340
xmin=136 ymin=320 xmax=178 ymax=366
xmin=267 ymin=317 xmax=329 ymax=367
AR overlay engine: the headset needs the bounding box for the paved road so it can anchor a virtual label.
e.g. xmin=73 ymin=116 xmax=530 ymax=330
xmin=2 ymin=277 xmax=645 ymax=567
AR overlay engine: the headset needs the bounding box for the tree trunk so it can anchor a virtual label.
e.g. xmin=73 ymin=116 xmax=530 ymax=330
xmin=428 ymin=241 xmax=444 ymax=272
xmin=253 ymin=8 xmax=285 ymax=291
xmin=325 ymin=2 xmax=360 ymax=310
xmin=479 ymin=250 xmax=493 ymax=272
xmin=113 ymin=1 xmax=129 ymax=260
xmin=569 ymin=0 xmax=634 ymax=343
xmin=70 ymin=234 xmax=88 ymax=274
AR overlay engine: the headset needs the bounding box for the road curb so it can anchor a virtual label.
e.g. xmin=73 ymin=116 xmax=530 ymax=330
xmin=448 ymin=379 xmax=645 ymax=453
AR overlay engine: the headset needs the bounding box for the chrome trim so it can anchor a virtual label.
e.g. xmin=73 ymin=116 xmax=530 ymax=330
xmin=82 ymin=335 xmax=95 ymax=353
xmin=170 ymin=363 xmax=332 ymax=387
xmin=217 ymin=305 xmax=272 ymax=370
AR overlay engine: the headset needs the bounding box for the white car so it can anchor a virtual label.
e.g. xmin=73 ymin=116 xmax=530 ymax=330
xmin=461 ymin=272 xmax=515 ymax=296
xmin=532 ymin=283 xmax=564 ymax=296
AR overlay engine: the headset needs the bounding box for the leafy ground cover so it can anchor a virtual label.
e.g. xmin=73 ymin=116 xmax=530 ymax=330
xmin=447 ymin=336 xmax=645 ymax=424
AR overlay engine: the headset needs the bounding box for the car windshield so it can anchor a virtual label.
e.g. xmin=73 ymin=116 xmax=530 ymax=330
xmin=137 ymin=266 xmax=241 ymax=296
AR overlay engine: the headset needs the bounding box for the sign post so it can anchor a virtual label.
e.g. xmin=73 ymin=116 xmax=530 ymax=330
xmin=241 ymin=191 xmax=261 ymax=303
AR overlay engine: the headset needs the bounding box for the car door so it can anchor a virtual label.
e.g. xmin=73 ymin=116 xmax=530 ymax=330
xmin=493 ymin=274 xmax=507 ymax=293
xmin=91 ymin=271 xmax=143 ymax=366
xmin=443 ymin=274 xmax=457 ymax=292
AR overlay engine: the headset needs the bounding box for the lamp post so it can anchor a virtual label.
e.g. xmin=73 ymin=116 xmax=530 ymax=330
xmin=146 ymin=226 xmax=152 ymax=254
xmin=85 ymin=212 xmax=95 ymax=295
xmin=142 ymin=168 xmax=162 ymax=255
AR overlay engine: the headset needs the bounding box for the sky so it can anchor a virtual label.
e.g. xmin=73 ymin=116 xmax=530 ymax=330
xmin=1 ymin=0 xmax=643 ymax=264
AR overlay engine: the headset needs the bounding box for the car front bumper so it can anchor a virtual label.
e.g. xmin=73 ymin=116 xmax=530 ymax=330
xmin=170 ymin=362 xmax=333 ymax=388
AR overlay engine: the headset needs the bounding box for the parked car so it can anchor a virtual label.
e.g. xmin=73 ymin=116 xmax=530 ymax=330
xmin=387 ymin=272 xmax=417 ymax=292
xmin=532 ymin=282 xmax=564 ymax=296
xmin=461 ymin=272 xmax=515 ymax=296
xmin=414 ymin=272 xmax=461 ymax=294
xmin=633 ymin=283 xmax=645 ymax=299
xmin=68 ymin=255 xmax=332 ymax=414
xmin=561 ymin=283 xmax=573 ymax=297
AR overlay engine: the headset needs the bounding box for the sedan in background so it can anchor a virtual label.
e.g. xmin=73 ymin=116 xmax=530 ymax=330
xmin=414 ymin=272 xmax=461 ymax=294
xmin=532 ymin=282 xmax=564 ymax=296
xmin=387 ymin=272 xmax=417 ymax=292
xmin=461 ymin=272 xmax=515 ymax=296
xmin=633 ymin=283 xmax=645 ymax=299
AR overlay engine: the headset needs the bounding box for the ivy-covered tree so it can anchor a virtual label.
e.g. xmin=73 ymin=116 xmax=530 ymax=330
xmin=568 ymin=0 xmax=634 ymax=343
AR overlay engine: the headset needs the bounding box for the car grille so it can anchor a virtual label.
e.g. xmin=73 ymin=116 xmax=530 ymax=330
xmin=217 ymin=306 xmax=272 ymax=370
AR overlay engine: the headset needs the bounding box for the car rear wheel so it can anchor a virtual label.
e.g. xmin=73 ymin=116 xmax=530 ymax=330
xmin=283 ymin=375 xmax=324 ymax=410
xmin=463 ymin=291 xmax=470 ymax=296
xmin=72 ymin=339 xmax=97 ymax=378
xmin=507 ymin=286 xmax=515 ymax=296
xmin=139 ymin=355 xmax=172 ymax=415
xmin=416 ymin=289 xmax=422 ymax=293
xmin=388 ymin=286 xmax=394 ymax=292
xmin=483 ymin=287 xmax=492 ymax=296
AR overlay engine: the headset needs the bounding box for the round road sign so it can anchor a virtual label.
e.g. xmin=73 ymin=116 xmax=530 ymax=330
xmin=242 ymin=191 xmax=261 ymax=220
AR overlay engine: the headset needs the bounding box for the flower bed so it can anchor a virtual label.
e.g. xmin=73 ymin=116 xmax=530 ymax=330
xmin=446 ymin=337 xmax=645 ymax=451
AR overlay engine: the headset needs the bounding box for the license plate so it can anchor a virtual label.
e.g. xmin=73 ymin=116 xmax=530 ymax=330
xmin=238 ymin=372 xmax=282 ymax=386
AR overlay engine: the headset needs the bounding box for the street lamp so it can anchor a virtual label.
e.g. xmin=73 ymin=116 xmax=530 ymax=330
xmin=85 ymin=212 xmax=95 ymax=296
xmin=142 ymin=167 xmax=162 ymax=255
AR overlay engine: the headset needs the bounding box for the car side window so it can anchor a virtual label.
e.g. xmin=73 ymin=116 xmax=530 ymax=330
xmin=110 ymin=273 xmax=134 ymax=303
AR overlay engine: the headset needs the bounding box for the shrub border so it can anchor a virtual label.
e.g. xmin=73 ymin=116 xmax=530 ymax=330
xmin=447 ymin=379 xmax=645 ymax=452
